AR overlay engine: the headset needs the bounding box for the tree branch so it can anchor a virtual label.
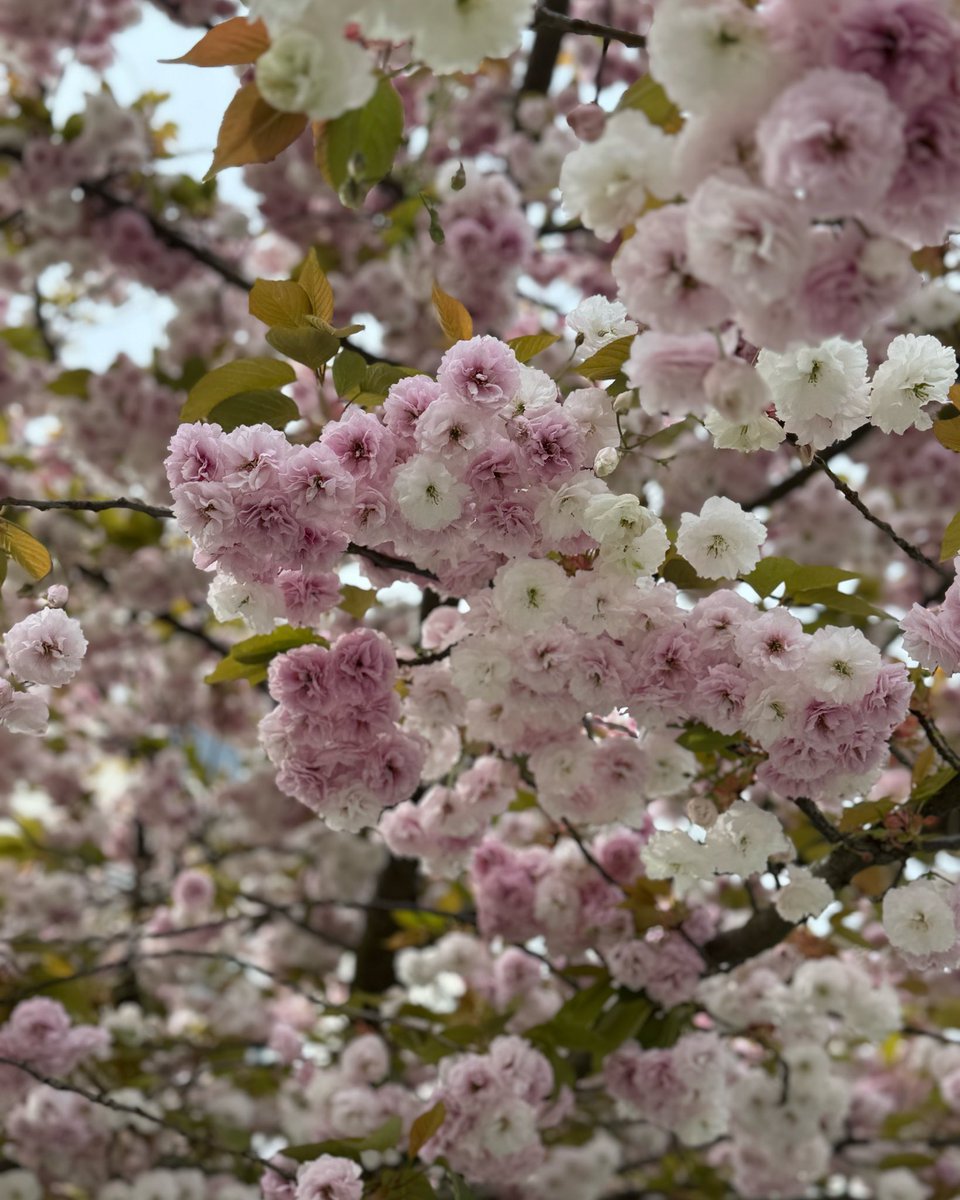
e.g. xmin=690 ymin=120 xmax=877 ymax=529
xmin=0 ymin=495 xmax=439 ymax=581
xmin=524 ymin=0 xmax=569 ymax=94
xmin=0 ymin=1055 xmax=292 ymax=1180
xmin=742 ymin=426 xmax=872 ymax=512
xmin=704 ymin=771 xmax=960 ymax=969
xmin=531 ymin=4 xmax=646 ymax=50
xmin=813 ymin=455 xmax=950 ymax=579
xmin=0 ymin=494 xmax=173 ymax=519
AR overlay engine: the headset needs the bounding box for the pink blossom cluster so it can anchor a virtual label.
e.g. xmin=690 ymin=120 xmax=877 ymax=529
xmin=604 ymin=1032 xmax=730 ymax=1146
xmin=419 ymin=1036 xmax=559 ymax=1186
xmin=259 ymin=628 xmax=425 ymax=832
xmin=166 ymin=335 xmax=612 ymax=611
xmin=470 ymin=833 xmax=633 ymax=957
xmin=901 ymin=562 xmax=960 ymax=675
xmin=0 ymin=999 xmax=108 ymax=1107
xmin=597 ymin=0 xmax=960 ymax=361
xmin=0 ymin=599 xmax=87 ymax=737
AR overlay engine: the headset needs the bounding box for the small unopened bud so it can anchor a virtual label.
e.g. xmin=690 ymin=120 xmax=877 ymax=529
xmin=567 ymin=102 xmax=607 ymax=143
xmin=687 ymin=796 xmax=718 ymax=829
xmin=594 ymin=446 xmax=621 ymax=477
xmin=613 ymin=392 xmax=633 ymax=415
xmin=44 ymin=585 xmax=69 ymax=608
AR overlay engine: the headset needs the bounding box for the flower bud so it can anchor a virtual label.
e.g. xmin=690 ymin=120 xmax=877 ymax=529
xmin=594 ymin=446 xmax=621 ymax=477
xmin=566 ymin=102 xmax=606 ymax=143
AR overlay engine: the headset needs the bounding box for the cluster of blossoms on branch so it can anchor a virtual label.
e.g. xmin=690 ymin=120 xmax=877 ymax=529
xmin=7 ymin=0 xmax=960 ymax=1199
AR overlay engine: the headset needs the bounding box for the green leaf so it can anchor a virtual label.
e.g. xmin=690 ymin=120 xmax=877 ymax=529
xmin=332 ymin=349 xmax=368 ymax=398
xmin=742 ymin=556 xmax=859 ymax=599
xmin=878 ymin=1153 xmax=937 ymax=1170
xmin=576 ymin=336 xmax=635 ymax=381
xmin=0 ymin=517 xmax=52 ymax=580
xmin=205 ymin=626 xmax=327 ymax=685
xmin=677 ymin=724 xmax=740 ymax=754
xmin=787 ymin=563 xmax=860 ymax=591
xmin=266 ymin=325 xmax=340 ymax=370
xmin=181 ymin=357 xmax=296 ymax=421
xmin=790 ymin=586 xmax=889 ymax=619
xmin=347 ymin=362 xmax=421 ymax=411
xmin=322 ymin=76 xmax=404 ymax=206
xmin=617 ymin=75 xmax=682 ymax=132
xmin=507 ymin=332 xmax=561 ymax=363
xmin=591 ymin=995 xmax=654 ymax=1064
xmin=372 ymin=1168 xmax=437 ymax=1200
xmin=526 ymin=981 xmax=615 ymax=1054
xmin=282 ymin=1115 xmax=403 ymax=1163
xmin=339 ymin=584 xmax=378 ymax=620
xmin=248 ymin=278 xmax=312 ymax=327
xmin=448 ymin=1174 xmax=477 ymax=1200
xmin=0 ymin=326 xmax=51 ymax=360
xmin=838 ymin=797 xmax=895 ymax=834
xmin=409 ymin=1101 xmax=446 ymax=1158
xmin=941 ymin=510 xmax=960 ymax=561
xmin=48 ymin=368 xmax=92 ymax=397
xmin=207 ymin=388 xmax=299 ymax=432
xmin=660 ymin=554 xmax=714 ymax=590
xmin=913 ymin=765 xmax=957 ymax=805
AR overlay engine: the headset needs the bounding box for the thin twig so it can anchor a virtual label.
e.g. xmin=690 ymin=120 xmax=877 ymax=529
xmin=742 ymin=426 xmax=873 ymax=512
xmin=0 ymin=494 xmax=174 ymax=519
xmin=794 ymin=797 xmax=845 ymax=844
xmin=910 ymin=708 xmax=960 ymax=773
xmin=814 ymin=456 xmax=950 ymax=579
xmin=562 ymin=818 xmax=622 ymax=890
xmin=0 ymin=495 xmax=438 ymax=581
xmin=0 ymin=1055 xmax=292 ymax=1179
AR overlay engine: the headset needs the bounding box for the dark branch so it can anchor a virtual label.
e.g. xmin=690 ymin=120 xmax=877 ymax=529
xmin=794 ymin=797 xmax=845 ymax=844
xmin=814 ymin=455 xmax=950 ymax=579
xmin=531 ymin=4 xmax=646 ymax=50
xmin=0 ymin=494 xmax=174 ymax=519
xmin=742 ymin=425 xmax=872 ymax=512
xmin=704 ymin=771 xmax=960 ymax=970
xmin=524 ymin=0 xmax=569 ymax=94
xmin=911 ymin=707 xmax=960 ymax=773
xmin=0 ymin=496 xmax=438 ymax=581
xmin=0 ymin=1055 xmax=291 ymax=1179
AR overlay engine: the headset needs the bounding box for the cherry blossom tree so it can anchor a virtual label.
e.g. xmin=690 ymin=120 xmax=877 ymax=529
xmin=5 ymin=3 xmax=960 ymax=1199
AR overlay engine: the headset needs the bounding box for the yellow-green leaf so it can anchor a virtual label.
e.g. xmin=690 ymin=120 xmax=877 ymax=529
xmin=181 ymin=356 xmax=296 ymax=421
xmin=338 ymin=584 xmax=377 ymax=620
xmin=249 ymin=278 xmax=312 ymax=327
xmin=576 ymin=336 xmax=635 ymax=381
xmin=208 ymin=388 xmax=299 ymax=432
xmin=266 ymin=325 xmax=340 ymax=370
xmin=297 ymin=248 xmax=335 ymax=323
xmin=935 ymin=417 xmax=960 ymax=453
xmin=617 ymin=75 xmax=682 ymax=133
xmin=164 ymin=16 xmax=269 ymax=66
xmin=941 ymin=510 xmax=960 ymax=561
xmin=205 ymin=83 xmax=307 ymax=180
xmin=507 ymin=332 xmax=561 ymax=363
xmin=431 ymin=282 xmax=473 ymax=345
xmin=409 ymin=1101 xmax=446 ymax=1159
xmin=332 ymin=349 xmax=367 ymax=398
xmin=205 ymin=626 xmax=327 ymax=685
xmin=0 ymin=517 xmax=52 ymax=581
